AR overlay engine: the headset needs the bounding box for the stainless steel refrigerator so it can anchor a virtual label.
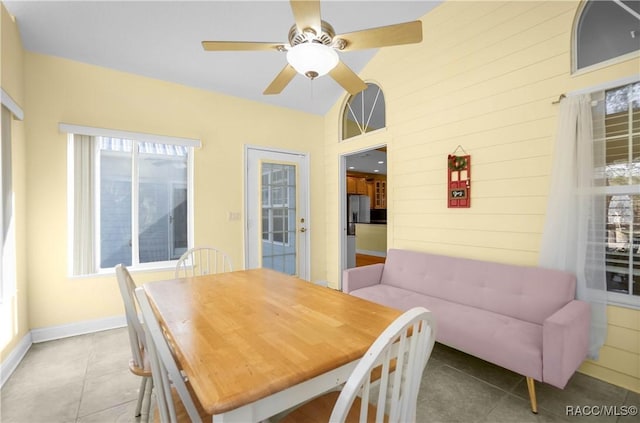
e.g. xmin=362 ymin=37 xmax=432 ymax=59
xmin=348 ymin=194 xmax=371 ymax=224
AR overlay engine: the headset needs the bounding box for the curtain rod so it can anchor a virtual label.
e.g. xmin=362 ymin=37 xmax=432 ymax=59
xmin=552 ymin=74 xmax=640 ymax=104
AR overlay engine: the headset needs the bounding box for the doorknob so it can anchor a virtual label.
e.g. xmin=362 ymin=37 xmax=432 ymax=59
xmin=300 ymin=227 xmax=306 ymax=233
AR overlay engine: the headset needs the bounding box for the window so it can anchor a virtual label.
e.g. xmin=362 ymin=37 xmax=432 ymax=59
xmin=599 ymin=82 xmax=640 ymax=303
xmin=574 ymin=0 xmax=640 ymax=72
xmin=1 ymin=106 xmax=14 ymax=303
xmin=341 ymin=82 xmax=386 ymax=140
xmin=65 ymin=125 xmax=198 ymax=275
xmin=0 ymin=90 xmax=22 ymax=305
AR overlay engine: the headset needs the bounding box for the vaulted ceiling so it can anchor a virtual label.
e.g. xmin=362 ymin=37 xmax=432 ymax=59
xmin=4 ymin=1 xmax=441 ymax=115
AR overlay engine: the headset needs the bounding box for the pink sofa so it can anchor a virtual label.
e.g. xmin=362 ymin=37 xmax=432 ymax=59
xmin=343 ymin=249 xmax=590 ymax=413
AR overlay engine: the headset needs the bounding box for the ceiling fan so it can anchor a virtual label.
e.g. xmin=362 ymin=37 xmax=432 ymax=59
xmin=201 ymin=0 xmax=423 ymax=96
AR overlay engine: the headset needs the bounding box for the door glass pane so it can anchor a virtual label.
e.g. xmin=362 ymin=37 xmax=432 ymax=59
xmin=100 ymin=140 xmax=132 ymax=268
xmin=138 ymin=142 xmax=188 ymax=263
xmin=261 ymin=162 xmax=297 ymax=275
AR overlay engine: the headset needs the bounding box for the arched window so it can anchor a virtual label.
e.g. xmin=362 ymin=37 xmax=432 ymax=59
xmin=341 ymin=83 xmax=386 ymax=140
xmin=574 ymin=0 xmax=640 ymax=72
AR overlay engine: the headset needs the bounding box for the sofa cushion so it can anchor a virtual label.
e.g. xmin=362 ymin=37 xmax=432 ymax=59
xmin=347 ymin=284 xmax=415 ymax=306
xmin=379 ymin=249 xmax=577 ymax=325
xmin=351 ymin=286 xmax=543 ymax=380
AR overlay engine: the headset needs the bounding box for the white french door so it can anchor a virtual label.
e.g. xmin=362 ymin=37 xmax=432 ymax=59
xmin=245 ymin=146 xmax=310 ymax=280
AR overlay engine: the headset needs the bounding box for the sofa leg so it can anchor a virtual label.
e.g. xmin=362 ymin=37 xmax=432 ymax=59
xmin=526 ymin=377 xmax=538 ymax=414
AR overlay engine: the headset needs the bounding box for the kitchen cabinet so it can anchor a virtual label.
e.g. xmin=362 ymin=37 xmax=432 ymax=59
xmin=374 ymin=180 xmax=386 ymax=209
xmin=367 ymin=181 xmax=374 ymax=204
xmin=348 ymin=173 xmax=386 ymax=208
xmin=347 ymin=176 xmax=356 ymax=194
xmin=356 ymin=178 xmax=367 ymax=194
xmin=347 ymin=176 xmax=368 ymax=195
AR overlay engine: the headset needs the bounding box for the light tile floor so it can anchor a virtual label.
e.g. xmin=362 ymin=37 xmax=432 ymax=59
xmin=1 ymin=327 xmax=639 ymax=422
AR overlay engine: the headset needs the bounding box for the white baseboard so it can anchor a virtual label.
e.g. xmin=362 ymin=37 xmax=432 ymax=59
xmin=356 ymin=249 xmax=387 ymax=258
xmin=30 ymin=315 xmax=126 ymax=343
xmin=1 ymin=315 xmax=126 ymax=388
xmin=0 ymin=332 xmax=32 ymax=388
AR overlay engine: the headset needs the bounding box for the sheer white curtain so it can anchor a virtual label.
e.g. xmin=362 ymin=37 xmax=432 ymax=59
xmin=73 ymin=134 xmax=96 ymax=275
xmin=539 ymin=94 xmax=607 ymax=359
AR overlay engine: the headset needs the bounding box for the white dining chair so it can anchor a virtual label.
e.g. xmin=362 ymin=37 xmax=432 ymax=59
xmin=134 ymin=286 xmax=211 ymax=423
xmin=280 ymin=307 xmax=437 ymax=423
xmin=115 ymin=264 xmax=153 ymax=422
xmin=174 ymin=246 xmax=232 ymax=278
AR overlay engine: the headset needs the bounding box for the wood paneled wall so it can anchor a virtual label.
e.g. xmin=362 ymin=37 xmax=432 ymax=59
xmin=323 ymin=0 xmax=639 ymax=393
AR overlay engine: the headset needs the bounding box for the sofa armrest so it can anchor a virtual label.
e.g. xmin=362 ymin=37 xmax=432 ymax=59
xmin=342 ymin=264 xmax=385 ymax=293
xmin=542 ymin=300 xmax=591 ymax=388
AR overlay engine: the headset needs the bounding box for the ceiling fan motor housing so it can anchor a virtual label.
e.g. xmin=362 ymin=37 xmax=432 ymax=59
xmin=288 ymin=20 xmax=338 ymax=48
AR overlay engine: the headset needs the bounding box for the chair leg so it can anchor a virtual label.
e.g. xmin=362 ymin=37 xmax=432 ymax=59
xmin=526 ymin=377 xmax=538 ymax=414
xmin=135 ymin=377 xmax=148 ymax=417
xmin=143 ymin=377 xmax=154 ymax=423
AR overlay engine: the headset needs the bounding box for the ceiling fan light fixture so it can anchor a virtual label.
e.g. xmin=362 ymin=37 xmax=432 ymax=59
xmin=286 ymin=42 xmax=339 ymax=80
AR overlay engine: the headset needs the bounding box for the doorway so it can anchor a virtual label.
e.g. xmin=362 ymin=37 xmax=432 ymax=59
xmin=245 ymin=146 xmax=310 ymax=280
xmin=342 ymin=147 xmax=387 ymax=275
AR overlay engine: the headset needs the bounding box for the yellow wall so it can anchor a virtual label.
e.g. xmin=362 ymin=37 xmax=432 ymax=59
xmin=323 ymin=1 xmax=639 ymax=392
xmin=355 ymin=224 xmax=387 ymax=253
xmin=2 ymin=0 xmax=639 ymax=395
xmin=0 ymin=3 xmax=28 ymax=363
xmin=1 ymin=3 xmax=22 ymax=102
xmin=580 ymin=306 xmax=640 ymax=393
xmin=23 ymin=52 xmax=325 ymax=329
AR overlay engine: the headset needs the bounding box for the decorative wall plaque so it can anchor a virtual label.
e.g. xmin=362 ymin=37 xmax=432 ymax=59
xmin=447 ymin=147 xmax=471 ymax=208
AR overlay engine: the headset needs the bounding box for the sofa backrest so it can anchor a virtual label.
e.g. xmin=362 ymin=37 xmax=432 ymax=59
xmin=380 ymin=249 xmax=577 ymax=325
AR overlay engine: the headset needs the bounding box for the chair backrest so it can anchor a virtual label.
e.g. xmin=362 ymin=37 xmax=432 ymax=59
xmin=135 ymin=287 xmax=203 ymax=423
xmin=330 ymin=307 xmax=436 ymax=423
xmin=115 ymin=264 xmax=146 ymax=369
xmin=175 ymin=246 xmax=232 ymax=278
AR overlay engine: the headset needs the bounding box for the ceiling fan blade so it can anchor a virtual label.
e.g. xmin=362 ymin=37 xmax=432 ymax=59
xmin=202 ymin=41 xmax=284 ymax=51
xmin=290 ymin=0 xmax=321 ymax=33
xmin=329 ymin=61 xmax=367 ymax=95
xmin=263 ymin=64 xmax=298 ymax=95
xmin=336 ymin=21 xmax=423 ymax=51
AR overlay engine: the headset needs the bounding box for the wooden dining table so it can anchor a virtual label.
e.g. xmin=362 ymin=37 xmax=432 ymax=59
xmin=142 ymin=267 xmax=402 ymax=422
